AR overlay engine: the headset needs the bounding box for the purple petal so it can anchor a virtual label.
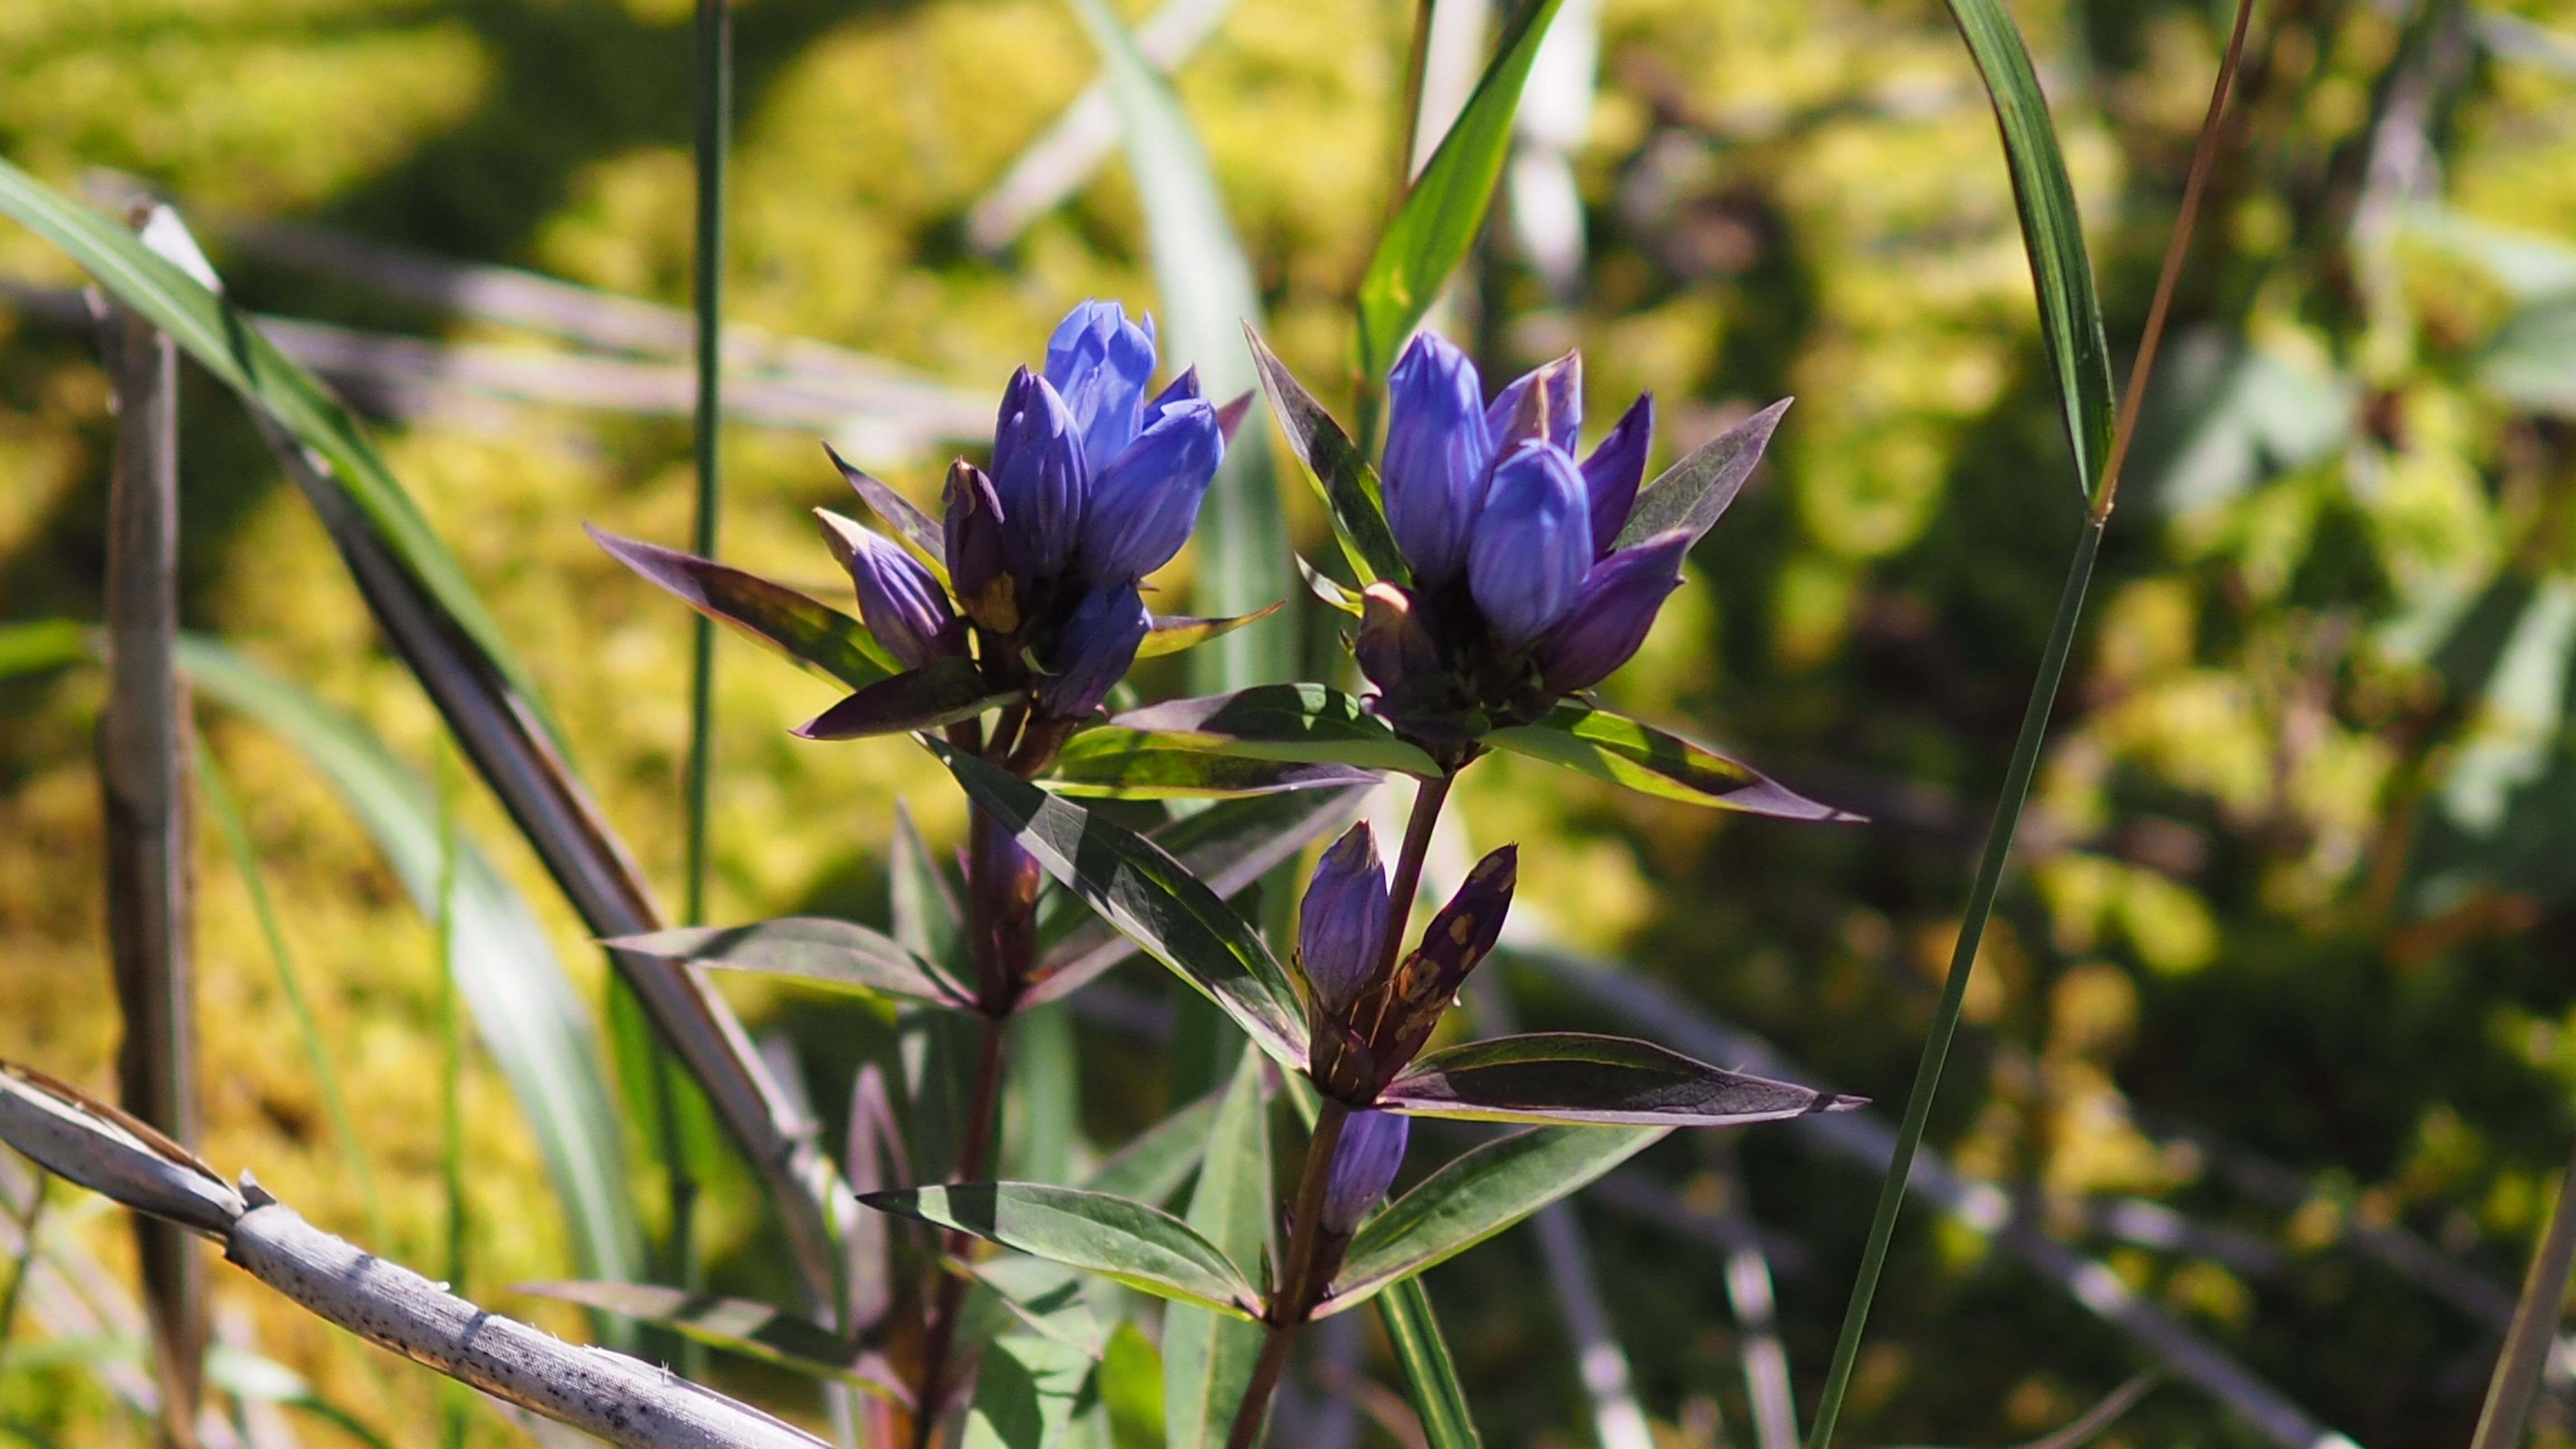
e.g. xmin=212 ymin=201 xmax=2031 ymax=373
xmin=1468 ymin=442 xmax=1593 ymax=647
xmin=1485 ymin=352 xmax=1581 ymax=456
xmin=826 ymin=517 xmax=957 ymax=670
xmin=1536 ymin=532 xmax=1688 ymax=694
xmin=991 ymin=367 xmax=1087 ymax=579
xmin=1318 ymin=1110 xmax=1409 ymax=1235
xmin=1035 ymin=581 xmax=1149 ymax=719
xmin=943 ymin=460 xmax=1030 ymax=633
xmin=1298 ymin=823 xmax=1389 ymax=1016
xmin=1077 ymin=396 xmax=1224 ymax=582
xmin=1382 ymin=332 xmax=1491 ymax=584
xmin=1579 ymin=393 xmax=1653 ymax=553
xmin=1043 ymin=300 xmax=1159 ymax=475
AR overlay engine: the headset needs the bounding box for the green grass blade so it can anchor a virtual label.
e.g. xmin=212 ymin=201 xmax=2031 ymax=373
xmin=2469 ymin=1137 xmax=2576 ymax=1449
xmin=1800 ymin=521 xmax=2102 ymax=1449
xmin=1160 ymin=1050 xmax=1270 ymax=1449
xmin=192 ymin=743 xmax=387 ymax=1251
xmin=1353 ymin=0 xmax=1567 ymax=383
xmin=1377 ymin=1278 xmax=1480 ymax=1449
xmin=1942 ymin=0 xmax=2116 ymax=503
xmin=685 ymin=0 xmax=732 ymax=932
xmin=1068 ymin=0 xmax=1294 ymax=692
xmin=174 ymin=636 xmax=648 ymax=1292
xmin=0 ymin=159 xmax=563 ymax=750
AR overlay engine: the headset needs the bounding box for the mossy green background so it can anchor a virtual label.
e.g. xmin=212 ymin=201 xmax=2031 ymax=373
xmin=6 ymin=0 xmax=2576 ymax=1445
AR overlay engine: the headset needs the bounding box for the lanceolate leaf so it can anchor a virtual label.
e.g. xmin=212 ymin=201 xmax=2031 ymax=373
xmin=1321 ymin=1127 xmax=1665 ymax=1315
xmin=1380 ymin=1033 xmax=1865 ymax=1128
xmin=607 ymin=917 xmax=969 ymax=1009
xmin=515 ymin=1282 xmax=908 ymax=1403
xmin=1379 ymin=1280 xmax=1483 ymax=1449
xmin=859 ymin=1184 xmax=1258 ymax=1317
xmin=1246 ymin=326 xmax=1409 ymax=586
xmin=1944 ymin=0 xmax=2116 ymax=503
xmin=1485 ymin=705 xmax=1857 ymax=820
xmin=1111 ymin=685 xmax=1438 ymax=775
xmin=1134 ymin=604 xmax=1285 ymax=661
xmin=172 ymin=637 xmax=647 ymax=1289
xmin=822 ymin=445 xmax=950 ymax=583
xmin=1353 ymin=0 xmax=1569 ymax=380
xmin=966 ymin=1332 xmax=1099 ymax=1449
xmin=1026 ymin=784 xmax=1368 ymax=1005
xmin=1609 ymin=399 xmax=1793 ymax=552
xmin=0 ymin=159 xmax=555 ymax=739
xmin=932 ymin=742 xmax=1309 ymax=1065
xmin=795 ymin=657 xmax=1014 ymax=741
xmin=972 ymin=1258 xmax=1110 ymax=1360
xmin=1164 ymin=1051 xmax=1273 ymax=1449
xmin=589 ymin=526 xmax=896 ymax=691
xmin=1048 ymin=730 xmax=1380 ymax=799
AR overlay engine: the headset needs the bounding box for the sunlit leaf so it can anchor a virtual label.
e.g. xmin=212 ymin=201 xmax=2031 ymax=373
xmin=1379 ymin=1279 xmax=1481 ymax=1449
xmin=1134 ymin=604 xmax=1285 ymax=661
xmin=1111 ymin=685 xmax=1437 ymax=775
xmin=860 ymin=1183 xmax=1258 ymax=1316
xmin=1049 ymin=730 xmax=1381 ymax=799
xmin=1246 ymin=326 xmax=1407 ymax=586
xmin=965 ymin=1332 xmax=1100 ymax=1449
xmin=608 ymin=917 xmax=970 ymax=1009
xmin=1484 ymin=705 xmax=1855 ymax=819
xmin=1609 ymin=399 xmax=1792 ymax=552
xmin=1380 ymin=1033 xmax=1864 ymax=1128
xmin=795 ymin=657 xmax=1014 ymax=741
xmin=589 ymin=525 xmax=895 ymax=691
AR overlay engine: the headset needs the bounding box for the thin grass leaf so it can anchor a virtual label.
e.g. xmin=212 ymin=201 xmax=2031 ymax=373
xmin=193 ymin=744 xmax=386 ymax=1249
xmin=1353 ymin=0 xmax=1568 ymax=382
xmin=2469 ymin=1137 xmax=2576 ymax=1449
xmin=173 ymin=636 xmax=648 ymax=1289
xmin=1377 ymin=1278 xmax=1480 ymax=1449
xmin=1161 ymin=1050 xmax=1270 ymax=1449
xmin=686 ymin=0 xmax=735 ymax=936
xmin=1068 ymin=0 xmax=1295 ymax=692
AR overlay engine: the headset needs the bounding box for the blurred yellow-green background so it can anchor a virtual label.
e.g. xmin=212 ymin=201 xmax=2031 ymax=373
xmin=6 ymin=0 xmax=2576 ymax=1444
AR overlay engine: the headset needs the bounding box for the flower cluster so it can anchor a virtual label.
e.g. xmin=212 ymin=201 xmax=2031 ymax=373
xmin=1355 ymin=334 xmax=1686 ymax=746
xmin=828 ymin=301 xmax=1229 ymax=730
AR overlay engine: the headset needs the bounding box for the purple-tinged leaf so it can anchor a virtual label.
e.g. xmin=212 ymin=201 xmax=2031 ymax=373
xmin=1245 ymin=325 xmax=1409 ymax=587
xmin=1379 ymin=1033 xmax=1864 ymax=1128
xmin=589 ymin=526 xmax=894 ymax=690
xmin=1484 ymin=704 xmax=1858 ymax=820
xmin=794 ymin=657 xmax=1014 ymax=741
xmin=822 ymin=446 xmax=949 ymax=583
xmin=607 ymin=917 xmax=970 ymax=1010
xmin=1608 ymin=398 xmax=1792 ymax=552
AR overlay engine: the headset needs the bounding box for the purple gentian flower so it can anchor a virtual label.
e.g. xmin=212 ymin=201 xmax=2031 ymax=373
xmin=1536 ymin=531 xmax=1688 ymax=694
xmin=1318 ymin=1110 xmax=1409 ymax=1235
xmin=823 ymin=513 xmax=958 ymax=671
xmin=1036 ymin=581 xmax=1149 ymax=720
xmin=1381 ymin=334 xmax=1493 ymax=585
xmin=1469 ymin=442 xmax=1592 ymax=647
xmin=1298 ymin=825 xmax=1389 ymax=1015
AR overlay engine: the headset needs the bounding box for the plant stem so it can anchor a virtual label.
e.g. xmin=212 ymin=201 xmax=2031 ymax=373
xmin=2469 ymin=1134 xmax=2576 ymax=1449
xmin=1802 ymin=7 xmax=2249 ymax=1443
xmin=683 ymin=0 xmax=731 ymax=931
xmin=1224 ymin=1100 xmax=1351 ymax=1449
xmin=1224 ymin=770 xmax=1455 ymax=1448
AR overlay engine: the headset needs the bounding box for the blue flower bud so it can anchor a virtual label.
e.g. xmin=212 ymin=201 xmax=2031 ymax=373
xmin=1044 ymin=300 xmax=1159 ymax=473
xmin=1382 ymin=333 xmax=1492 ymax=584
xmin=1298 ymin=824 xmax=1389 ymax=1015
xmin=1580 ymin=392 xmax=1654 ymax=553
xmin=821 ymin=513 xmax=957 ymax=670
xmin=1468 ymin=442 xmax=1593 ymax=647
xmin=1319 ymin=1110 xmax=1409 ymax=1235
xmin=1484 ymin=352 xmax=1581 ymax=457
xmin=1536 ymin=532 xmax=1688 ymax=694
xmin=1035 ymin=581 xmax=1148 ymax=718
xmin=991 ymin=367 xmax=1088 ymax=579
xmin=1078 ymin=394 xmax=1223 ymax=583
xmin=944 ymin=460 xmax=1029 ymax=633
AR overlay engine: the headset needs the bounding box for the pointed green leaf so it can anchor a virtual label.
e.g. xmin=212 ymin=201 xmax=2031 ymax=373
xmin=606 ymin=917 xmax=969 ymax=1008
xmin=931 ymin=742 xmax=1308 ymax=1067
xmin=1134 ymin=604 xmax=1285 ymax=661
xmin=1111 ymin=685 xmax=1437 ymax=775
xmin=1485 ymin=704 xmax=1856 ymax=819
xmin=1162 ymin=1051 xmax=1273 ymax=1449
xmin=973 ymin=1258 xmax=1110 ymax=1360
xmin=1295 ymin=553 xmax=1365 ymax=616
xmin=1945 ymin=0 xmax=2116 ymax=503
xmin=1100 ymin=1323 xmax=1167 ymax=1449
xmin=1379 ymin=1279 xmax=1482 ymax=1449
xmin=1609 ymin=399 xmax=1792 ymax=552
xmin=1049 ymin=730 xmax=1381 ymax=799
xmin=1321 ymin=1127 xmax=1665 ymax=1315
xmin=795 ymin=657 xmax=1014 ymax=740
xmin=860 ymin=1184 xmax=1259 ymax=1316
xmin=1245 ymin=326 xmax=1408 ymax=586
xmin=589 ymin=525 xmax=895 ymax=690
xmin=966 ymin=1333 xmax=1100 ymax=1449
xmin=1353 ymin=0 xmax=1569 ymax=380
xmin=515 ymin=1282 xmax=908 ymax=1403
xmin=892 ymin=800 xmax=970 ymax=981
xmin=1381 ymin=1033 xmax=1865 ymax=1128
